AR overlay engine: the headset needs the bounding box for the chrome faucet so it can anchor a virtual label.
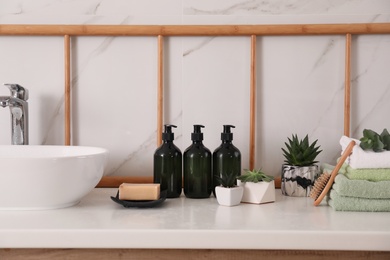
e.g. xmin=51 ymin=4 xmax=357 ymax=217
xmin=0 ymin=84 xmax=29 ymax=145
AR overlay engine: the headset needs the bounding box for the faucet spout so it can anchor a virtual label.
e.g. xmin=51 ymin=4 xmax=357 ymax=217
xmin=1 ymin=84 xmax=29 ymax=145
xmin=5 ymin=83 xmax=29 ymax=101
xmin=0 ymin=96 xmax=10 ymax=108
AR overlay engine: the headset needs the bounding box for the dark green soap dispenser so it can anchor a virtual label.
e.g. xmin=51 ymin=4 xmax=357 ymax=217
xmin=153 ymin=124 xmax=182 ymax=198
xmin=183 ymin=125 xmax=212 ymax=198
xmin=213 ymin=125 xmax=241 ymax=195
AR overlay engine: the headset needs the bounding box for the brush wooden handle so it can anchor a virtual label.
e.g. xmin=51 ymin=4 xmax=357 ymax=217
xmin=314 ymin=140 xmax=355 ymax=206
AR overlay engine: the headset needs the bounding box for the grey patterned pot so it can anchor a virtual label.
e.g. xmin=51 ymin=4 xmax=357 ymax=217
xmin=281 ymin=164 xmax=319 ymax=197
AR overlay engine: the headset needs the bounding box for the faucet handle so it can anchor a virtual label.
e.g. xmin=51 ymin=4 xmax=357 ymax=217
xmin=3 ymin=83 xmax=29 ymax=101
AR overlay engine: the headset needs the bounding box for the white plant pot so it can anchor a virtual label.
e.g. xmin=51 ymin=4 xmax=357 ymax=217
xmin=238 ymin=180 xmax=275 ymax=204
xmin=215 ymin=186 xmax=243 ymax=207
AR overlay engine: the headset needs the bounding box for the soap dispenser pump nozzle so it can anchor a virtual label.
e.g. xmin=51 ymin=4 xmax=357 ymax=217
xmin=221 ymin=125 xmax=235 ymax=141
xmin=191 ymin=124 xmax=204 ymax=141
xmin=162 ymin=124 xmax=176 ymax=141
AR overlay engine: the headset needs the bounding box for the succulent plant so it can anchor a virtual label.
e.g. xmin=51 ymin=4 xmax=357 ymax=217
xmin=360 ymin=128 xmax=390 ymax=152
xmin=215 ymin=172 xmax=239 ymax=188
xmin=237 ymin=169 xmax=274 ymax=183
xmin=282 ymin=134 xmax=322 ymax=167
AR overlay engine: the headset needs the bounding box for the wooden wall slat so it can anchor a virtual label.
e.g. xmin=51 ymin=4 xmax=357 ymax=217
xmin=157 ymin=35 xmax=164 ymax=146
xmin=344 ymin=33 xmax=352 ymax=137
xmin=249 ymin=35 xmax=257 ymax=170
xmin=64 ymin=35 xmax=71 ymax=146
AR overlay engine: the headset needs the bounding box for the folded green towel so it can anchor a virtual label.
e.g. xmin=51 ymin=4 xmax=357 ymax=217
xmin=333 ymin=173 xmax=390 ymax=199
xmin=344 ymin=165 xmax=390 ymax=181
xmin=328 ymin=189 xmax=390 ymax=212
xmin=322 ymin=163 xmax=390 ymax=182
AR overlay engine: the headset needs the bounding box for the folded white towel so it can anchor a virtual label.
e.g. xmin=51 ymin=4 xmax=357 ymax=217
xmin=340 ymin=135 xmax=390 ymax=169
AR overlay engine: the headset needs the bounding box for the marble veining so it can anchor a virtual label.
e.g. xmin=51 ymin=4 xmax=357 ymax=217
xmin=41 ymin=96 xmax=64 ymax=145
xmin=184 ymin=0 xmax=376 ymax=16
xmin=110 ymin=129 xmax=157 ymax=175
xmin=310 ymin=38 xmax=336 ymax=75
xmin=183 ymin=37 xmax=215 ymax=57
xmin=185 ymin=0 xmax=267 ymax=15
xmin=40 ymin=35 xmax=117 ymax=145
xmin=352 ymin=85 xmax=390 ymax=137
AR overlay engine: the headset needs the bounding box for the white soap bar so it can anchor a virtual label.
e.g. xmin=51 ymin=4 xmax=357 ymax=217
xmin=118 ymin=183 xmax=160 ymax=201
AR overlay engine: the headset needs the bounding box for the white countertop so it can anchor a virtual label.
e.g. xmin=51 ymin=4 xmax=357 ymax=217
xmin=0 ymin=188 xmax=389 ymax=250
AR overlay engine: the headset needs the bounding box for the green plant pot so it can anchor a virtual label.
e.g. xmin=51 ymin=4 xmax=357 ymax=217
xmin=281 ymin=164 xmax=319 ymax=197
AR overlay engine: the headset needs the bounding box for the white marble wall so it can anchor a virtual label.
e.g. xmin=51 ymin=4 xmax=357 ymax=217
xmin=0 ymin=0 xmax=389 ymax=177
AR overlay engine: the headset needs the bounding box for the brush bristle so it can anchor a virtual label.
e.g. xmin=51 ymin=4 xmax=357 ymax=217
xmin=310 ymin=172 xmax=331 ymax=200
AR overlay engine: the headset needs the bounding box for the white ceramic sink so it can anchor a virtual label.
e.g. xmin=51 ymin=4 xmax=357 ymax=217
xmin=0 ymin=145 xmax=108 ymax=210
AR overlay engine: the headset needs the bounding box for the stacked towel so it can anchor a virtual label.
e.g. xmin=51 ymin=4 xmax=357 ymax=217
xmin=325 ymin=136 xmax=390 ymax=211
xmin=332 ymin=173 xmax=390 ymax=199
xmin=343 ymin=165 xmax=390 ymax=182
xmin=322 ymin=163 xmax=390 ymax=182
xmin=340 ymin=136 xmax=390 ymax=169
xmin=328 ymin=189 xmax=390 ymax=212
xmin=326 ymin=173 xmax=390 ymax=211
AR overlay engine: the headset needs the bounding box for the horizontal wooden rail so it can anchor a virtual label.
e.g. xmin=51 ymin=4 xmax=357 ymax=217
xmin=97 ymin=176 xmax=282 ymax=189
xmin=1 ymin=23 xmax=390 ymax=36
xmin=98 ymin=176 xmax=153 ymax=188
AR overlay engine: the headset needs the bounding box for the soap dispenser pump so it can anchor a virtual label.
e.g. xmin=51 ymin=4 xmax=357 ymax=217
xmin=153 ymin=124 xmax=182 ymax=198
xmin=183 ymin=125 xmax=212 ymax=198
xmin=213 ymin=125 xmax=241 ymax=195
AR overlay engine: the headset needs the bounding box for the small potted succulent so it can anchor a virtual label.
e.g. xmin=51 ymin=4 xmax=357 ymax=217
xmin=281 ymin=134 xmax=322 ymax=197
xmin=237 ymin=169 xmax=275 ymax=204
xmin=215 ymin=172 xmax=243 ymax=207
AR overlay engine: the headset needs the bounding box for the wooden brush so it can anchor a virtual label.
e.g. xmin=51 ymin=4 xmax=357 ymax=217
xmin=310 ymin=140 xmax=355 ymax=206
